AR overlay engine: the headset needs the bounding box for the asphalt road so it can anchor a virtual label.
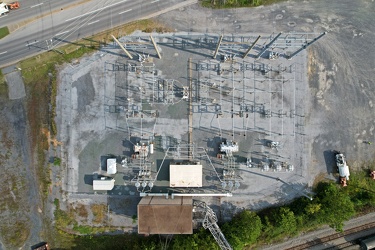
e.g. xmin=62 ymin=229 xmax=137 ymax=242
xmin=0 ymin=0 xmax=83 ymax=27
xmin=0 ymin=0 xmax=193 ymax=67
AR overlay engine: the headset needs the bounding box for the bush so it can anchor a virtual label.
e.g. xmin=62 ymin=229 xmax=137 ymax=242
xmin=222 ymin=210 xmax=262 ymax=249
xmin=53 ymin=157 xmax=61 ymax=166
xmin=315 ymin=182 xmax=355 ymax=232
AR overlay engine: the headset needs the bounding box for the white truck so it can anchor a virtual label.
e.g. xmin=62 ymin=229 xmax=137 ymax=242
xmin=335 ymin=152 xmax=350 ymax=187
xmin=0 ymin=1 xmax=20 ymax=16
xmin=0 ymin=2 xmax=9 ymax=16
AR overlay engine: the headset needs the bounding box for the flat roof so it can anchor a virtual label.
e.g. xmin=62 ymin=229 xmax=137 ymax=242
xmin=170 ymin=164 xmax=202 ymax=187
xmin=138 ymin=196 xmax=193 ymax=234
xmin=107 ymin=158 xmax=117 ymax=174
xmin=93 ymin=179 xmax=115 ymax=190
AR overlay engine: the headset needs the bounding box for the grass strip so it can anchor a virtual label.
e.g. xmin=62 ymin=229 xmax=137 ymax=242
xmin=201 ymin=0 xmax=287 ymax=8
xmin=0 ymin=26 xmax=9 ymax=39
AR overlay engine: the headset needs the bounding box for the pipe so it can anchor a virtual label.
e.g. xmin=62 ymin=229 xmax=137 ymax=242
xmin=140 ymin=192 xmax=233 ymax=199
xmin=171 ymin=193 xmax=233 ymax=199
xmin=140 ymin=192 xmax=169 ymax=199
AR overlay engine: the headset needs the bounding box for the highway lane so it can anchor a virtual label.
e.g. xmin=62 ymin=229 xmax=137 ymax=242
xmin=0 ymin=0 xmax=88 ymax=27
xmin=0 ymin=0 xmax=192 ymax=67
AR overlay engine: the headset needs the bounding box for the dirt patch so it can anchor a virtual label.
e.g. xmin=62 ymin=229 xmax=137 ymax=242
xmin=42 ymin=128 xmax=63 ymax=149
xmin=76 ymin=204 xmax=89 ymax=219
xmin=312 ymin=172 xmax=330 ymax=188
xmin=0 ymin=220 xmax=30 ymax=247
xmin=0 ymin=99 xmax=40 ymax=249
xmin=91 ymin=204 xmax=107 ymax=224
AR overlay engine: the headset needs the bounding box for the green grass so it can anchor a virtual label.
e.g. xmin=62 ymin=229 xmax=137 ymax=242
xmin=0 ymin=220 xmax=30 ymax=247
xmin=343 ymin=167 xmax=375 ymax=211
xmin=201 ymin=0 xmax=287 ymax=8
xmin=132 ymin=214 xmax=137 ymax=224
xmin=73 ymin=225 xmax=94 ymax=235
xmin=53 ymin=157 xmax=61 ymax=166
xmin=0 ymin=70 xmax=7 ymax=97
xmin=0 ymin=27 xmax=9 ymax=39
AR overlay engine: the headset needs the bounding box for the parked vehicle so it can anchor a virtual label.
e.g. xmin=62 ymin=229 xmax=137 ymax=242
xmin=335 ymin=152 xmax=350 ymax=187
xmin=0 ymin=1 xmax=20 ymax=16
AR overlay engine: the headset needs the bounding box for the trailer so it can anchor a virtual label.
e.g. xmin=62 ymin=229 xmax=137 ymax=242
xmin=6 ymin=1 xmax=19 ymax=9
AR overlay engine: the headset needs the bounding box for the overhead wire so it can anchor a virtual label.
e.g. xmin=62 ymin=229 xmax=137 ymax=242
xmin=51 ymin=0 xmax=117 ymax=49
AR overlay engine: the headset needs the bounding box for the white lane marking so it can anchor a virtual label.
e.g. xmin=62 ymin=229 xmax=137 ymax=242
xmin=55 ymin=30 xmax=70 ymax=36
xmin=31 ymin=3 xmax=44 ymax=8
xmin=26 ymin=40 xmax=39 ymax=46
xmin=151 ymin=0 xmax=159 ymax=3
xmin=118 ymin=9 xmax=132 ymax=15
xmin=87 ymin=20 xmax=100 ymax=25
xmin=66 ymin=0 xmax=127 ymax=22
xmin=0 ymin=51 xmax=7 ymax=55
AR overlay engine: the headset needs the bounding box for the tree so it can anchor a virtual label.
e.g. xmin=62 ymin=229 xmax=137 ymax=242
xmin=170 ymin=228 xmax=218 ymax=250
xmin=305 ymin=203 xmax=322 ymax=215
xmin=222 ymin=210 xmax=262 ymax=249
xmin=273 ymin=207 xmax=297 ymax=237
xmin=316 ymin=182 xmax=355 ymax=232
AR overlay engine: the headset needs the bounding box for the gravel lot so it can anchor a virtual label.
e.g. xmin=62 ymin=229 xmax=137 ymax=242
xmin=157 ymin=0 xmax=375 ymax=173
xmin=0 ymin=68 xmax=43 ymax=249
xmin=52 ymin=0 xmax=375 ymax=236
xmin=0 ymin=0 xmax=374 ymax=248
xmin=0 ymin=1 xmax=371 ymax=249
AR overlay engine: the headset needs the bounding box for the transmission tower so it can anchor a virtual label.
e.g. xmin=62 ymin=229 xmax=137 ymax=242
xmin=196 ymin=201 xmax=232 ymax=250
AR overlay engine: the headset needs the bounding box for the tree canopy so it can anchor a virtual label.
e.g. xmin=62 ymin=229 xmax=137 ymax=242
xmin=222 ymin=210 xmax=262 ymax=250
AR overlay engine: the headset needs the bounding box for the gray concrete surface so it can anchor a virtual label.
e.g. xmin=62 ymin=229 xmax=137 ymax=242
xmin=2 ymin=68 xmax=26 ymax=100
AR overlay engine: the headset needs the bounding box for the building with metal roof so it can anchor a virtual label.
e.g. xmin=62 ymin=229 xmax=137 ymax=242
xmin=137 ymin=196 xmax=193 ymax=235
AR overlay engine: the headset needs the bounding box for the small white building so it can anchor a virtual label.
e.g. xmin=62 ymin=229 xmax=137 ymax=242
xmin=169 ymin=162 xmax=202 ymax=187
xmin=220 ymin=141 xmax=239 ymax=154
xmin=93 ymin=178 xmax=115 ymax=190
xmin=107 ymin=158 xmax=117 ymax=174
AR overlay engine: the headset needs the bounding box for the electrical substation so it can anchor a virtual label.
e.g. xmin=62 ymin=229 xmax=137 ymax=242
xmin=57 ymin=31 xmax=325 ymax=249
